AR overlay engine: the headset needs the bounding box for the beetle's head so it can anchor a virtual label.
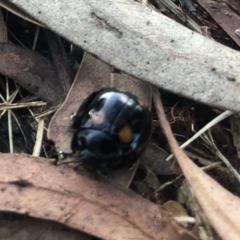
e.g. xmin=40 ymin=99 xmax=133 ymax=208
xmin=71 ymin=129 xmax=124 ymax=174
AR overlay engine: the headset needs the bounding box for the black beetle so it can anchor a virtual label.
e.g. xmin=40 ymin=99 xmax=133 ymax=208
xmin=70 ymin=88 xmax=151 ymax=175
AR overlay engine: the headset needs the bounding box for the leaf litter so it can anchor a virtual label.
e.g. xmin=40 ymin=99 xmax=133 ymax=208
xmin=0 ymin=0 xmax=240 ymax=239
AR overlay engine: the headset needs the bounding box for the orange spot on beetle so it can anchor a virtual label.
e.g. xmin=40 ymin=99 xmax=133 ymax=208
xmin=118 ymin=125 xmax=133 ymax=143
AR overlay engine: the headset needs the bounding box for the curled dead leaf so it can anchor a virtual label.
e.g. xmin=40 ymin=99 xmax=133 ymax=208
xmin=0 ymin=153 xmax=195 ymax=240
xmin=0 ymin=43 xmax=64 ymax=105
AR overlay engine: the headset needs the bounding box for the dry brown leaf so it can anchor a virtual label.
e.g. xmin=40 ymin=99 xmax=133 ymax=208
xmin=195 ymin=0 xmax=240 ymax=47
xmin=226 ymin=0 xmax=240 ymax=15
xmin=163 ymin=200 xmax=188 ymax=217
xmin=0 ymin=43 xmax=64 ymax=105
xmin=0 ymin=8 xmax=7 ymax=42
xmin=141 ymin=143 xmax=181 ymax=175
xmin=47 ymin=53 xmax=151 ymax=152
xmin=163 ymin=200 xmax=191 ymax=229
xmin=44 ymin=30 xmax=72 ymax=94
xmin=0 ymin=153 xmax=194 ymax=240
xmin=47 ymin=53 xmax=152 ymax=186
xmin=153 ymin=87 xmax=240 ymax=240
xmin=132 ymin=164 xmax=161 ymax=201
xmin=47 ymin=53 xmax=112 ymax=153
xmin=0 ymin=218 xmax=91 ymax=240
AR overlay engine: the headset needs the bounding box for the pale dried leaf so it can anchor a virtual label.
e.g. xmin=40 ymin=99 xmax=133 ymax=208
xmin=6 ymin=0 xmax=240 ymax=111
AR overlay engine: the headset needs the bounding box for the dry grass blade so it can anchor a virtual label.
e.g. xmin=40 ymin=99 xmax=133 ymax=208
xmin=0 ymin=101 xmax=47 ymax=111
xmin=32 ymin=118 xmax=44 ymax=157
xmin=33 ymin=107 xmax=58 ymax=119
xmin=0 ymin=82 xmax=28 ymax=151
xmin=153 ymin=87 xmax=240 ymax=240
xmin=6 ymin=79 xmax=13 ymax=152
xmin=155 ymin=0 xmax=201 ymax=32
xmin=0 ymin=87 xmax=19 ymax=118
xmin=166 ymin=110 xmax=234 ymax=161
xmin=201 ymin=130 xmax=240 ymax=183
xmin=32 ymin=26 xmax=40 ymax=50
xmin=157 ymin=161 xmax=222 ymax=192
xmin=7 ymin=107 xmax=13 ymax=152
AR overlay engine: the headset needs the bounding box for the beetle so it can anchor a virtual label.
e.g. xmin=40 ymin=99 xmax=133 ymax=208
xmin=70 ymin=88 xmax=151 ymax=175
